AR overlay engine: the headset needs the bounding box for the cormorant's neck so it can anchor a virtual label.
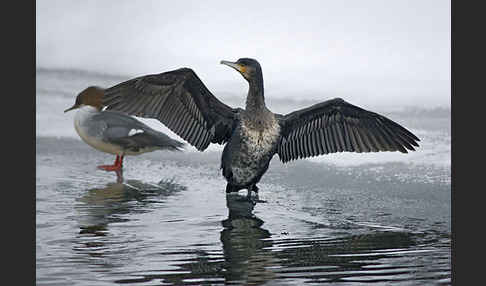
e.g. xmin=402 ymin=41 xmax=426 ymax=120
xmin=245 ymin=75 xmax=265 ymax=113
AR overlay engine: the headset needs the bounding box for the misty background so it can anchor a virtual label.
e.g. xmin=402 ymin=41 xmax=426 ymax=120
xmin=36 ymin=0 xmax=450 ymax=110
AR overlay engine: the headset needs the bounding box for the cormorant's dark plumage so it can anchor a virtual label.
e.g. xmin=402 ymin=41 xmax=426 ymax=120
xmin=103 ymin=58 xmax=420 ymax=196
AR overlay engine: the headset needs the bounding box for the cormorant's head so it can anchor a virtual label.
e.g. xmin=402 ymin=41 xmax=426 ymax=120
xmin=220 ymin=58 xmax=262 ymax=82
xmin=64 ymin=86 xmax=104 ymax=112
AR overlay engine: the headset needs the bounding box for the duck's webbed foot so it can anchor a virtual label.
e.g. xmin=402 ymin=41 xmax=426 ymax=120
xmin=97 ymin=155 xmax=124 ymax=172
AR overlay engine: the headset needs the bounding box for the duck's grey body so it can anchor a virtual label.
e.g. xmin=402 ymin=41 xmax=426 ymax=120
xmin=65 ymin=85 xmax=184 ymax=174
xmin=73 ymin=105 xmax=183 ymax=156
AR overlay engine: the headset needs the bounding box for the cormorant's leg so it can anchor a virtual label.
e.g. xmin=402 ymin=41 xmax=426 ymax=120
xmin=246 ymin=184 xmax=259 ymax=196
xmin=226 ymin=183 xmax=237 ymax=193
xmin=251 ymin=185 xmax=259 ymax=193
xmin=246 ymin=184 xmax=259 ymax=199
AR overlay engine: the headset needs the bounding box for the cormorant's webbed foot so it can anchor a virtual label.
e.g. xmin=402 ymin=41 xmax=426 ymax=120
xmin=246 ymin=185 xmax=266 ymax=203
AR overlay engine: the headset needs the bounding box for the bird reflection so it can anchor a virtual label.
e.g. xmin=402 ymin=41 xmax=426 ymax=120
xmin=80 ymin=189 xmax=424 ymax=285
xmin=73 ymin=178 xmax=186 ymax=260
xmin=220 ymin=193 xmax=277 ymax=285
xmin=76 ymin=180 xmax=143 ymax=235
xmin=114 ymin=169 xmax=123 ymax=183
xmin=130 ymin=192 xmax=279 ymax=285
xmin=76 ymin=178 xmax=186 ymax=233
xmin=154 ymin=193 xmax=278 ymax=285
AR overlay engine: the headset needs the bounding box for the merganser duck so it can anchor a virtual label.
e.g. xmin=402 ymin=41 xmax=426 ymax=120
xmin=102 ymin=58 xmax=420 ymax=197
xmin=64 ymin=86 xmax=184 ymax=172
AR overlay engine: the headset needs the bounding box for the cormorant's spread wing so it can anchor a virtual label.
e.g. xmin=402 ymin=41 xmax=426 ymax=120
xmin=277 ymin=98 xmax=420 ymax=163
xmin=102 ymin=68 xmax=237 ymax=151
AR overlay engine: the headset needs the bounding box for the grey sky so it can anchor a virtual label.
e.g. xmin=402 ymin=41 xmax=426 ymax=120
xmin=36 ymin=0 xmax=450 ymax=108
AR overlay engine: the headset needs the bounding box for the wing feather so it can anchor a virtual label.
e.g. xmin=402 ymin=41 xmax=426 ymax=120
xmin=341 ymin=121 xmax=353 ymax=151
xmin=103 ymin=68 xmax=236 ymax=151
xmin=277 ymin=98 xmax=420 ymax=163
xmin=319 ymin=129 xmax=328 ymax=155
xmin=310 ymin=131 xmax=318 ymax=156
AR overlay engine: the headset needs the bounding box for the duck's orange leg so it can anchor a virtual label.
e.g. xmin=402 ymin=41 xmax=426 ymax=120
xmin=97 ymin=155 xmax=124 ymax=171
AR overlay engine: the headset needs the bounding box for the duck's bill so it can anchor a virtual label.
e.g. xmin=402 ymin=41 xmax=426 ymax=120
xmin=64 ymin=104 xmax=80 ymax=113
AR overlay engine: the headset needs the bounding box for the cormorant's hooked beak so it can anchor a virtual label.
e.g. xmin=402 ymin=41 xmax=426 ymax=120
xmin=220 ymin=60 xmax=246 ymax=74
xmin=64 ymin=104 xmax=80 ymax=113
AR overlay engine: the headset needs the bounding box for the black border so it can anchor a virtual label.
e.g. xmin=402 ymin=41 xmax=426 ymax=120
xmin=451 ymin=0 xmax=485 ymax=285
xmin=6 ymin=0 xmax=35 ymax=285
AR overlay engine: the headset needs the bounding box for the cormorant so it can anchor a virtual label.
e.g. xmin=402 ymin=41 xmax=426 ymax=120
xmin=102 ymin=58 xmax=420 ymax=196
xmin=65 ymin=86 xmax=185 ymax=172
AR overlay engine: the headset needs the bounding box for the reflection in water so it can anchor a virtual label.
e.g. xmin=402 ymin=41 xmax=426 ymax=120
xmin=220 ymin=193 xmax=276 ymax=285
xmin=115 ymin=192 xmax=276 ymax=285
xmin=114 ymin=169 xmax=123 ymax=183
xmin=73 ymin=178 xmax=186 ymax=263
xmin=271 ymin=232 xmax=418 ymax=283
xmin=115 ymin=192 xmax=450 ymax=285
xmin=76 ymin=179 xmax=185 ymax=232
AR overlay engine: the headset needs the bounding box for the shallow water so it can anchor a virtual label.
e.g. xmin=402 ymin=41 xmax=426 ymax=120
xmin=36 ymin=69 xmax=451 ymax=285
xmin=36 ymin=137 xmax=450 ymax=285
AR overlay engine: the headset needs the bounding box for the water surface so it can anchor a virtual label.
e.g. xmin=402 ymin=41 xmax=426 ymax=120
xmin=36 ymin=69 xmax=450 ymax=285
